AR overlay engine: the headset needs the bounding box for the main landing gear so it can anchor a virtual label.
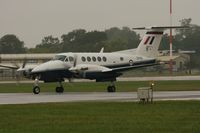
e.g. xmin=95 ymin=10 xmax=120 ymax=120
xmin=55 ymin=82 xmax=64 ymax=93
xmin=32 ymin=78 xmax=64 ymax=94
xmin=107 ymin=81 xmax=116 ymax=92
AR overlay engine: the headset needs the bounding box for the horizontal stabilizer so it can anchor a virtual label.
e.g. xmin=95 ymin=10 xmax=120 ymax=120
xmin=133 ymin=26 xmax=189 ymax=30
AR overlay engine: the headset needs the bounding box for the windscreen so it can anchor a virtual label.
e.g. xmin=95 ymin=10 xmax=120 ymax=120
xmin=53 ymin=55 xmax=66 ymax=61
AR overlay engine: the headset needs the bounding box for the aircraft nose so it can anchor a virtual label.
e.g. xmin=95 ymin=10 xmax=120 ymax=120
xmin=31 ymin=60 xmax=71 ymax=73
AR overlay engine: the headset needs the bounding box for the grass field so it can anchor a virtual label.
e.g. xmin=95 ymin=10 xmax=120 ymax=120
xmin=0 ymin=101 xmax=200 ymax=133
xmin=0 ymin=80 xmax=200 ymax=93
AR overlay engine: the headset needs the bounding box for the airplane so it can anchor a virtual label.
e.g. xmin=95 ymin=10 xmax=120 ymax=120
xmin=0 ymin=26 xmax=184 ymax=94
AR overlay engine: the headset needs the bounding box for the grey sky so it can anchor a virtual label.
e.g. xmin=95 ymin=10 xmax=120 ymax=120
xmin=0 ymin=0 xmax=199 ymax=48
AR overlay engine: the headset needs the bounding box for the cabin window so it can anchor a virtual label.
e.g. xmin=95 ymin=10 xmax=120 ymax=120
xmin=69 ymin=56 xmax=74 ymax=62
xmin=103 ymin=57 xmax=107 ymax=62
xmin=92 ymin=56 xmax=96 ymax=62
xmin=81 ymin=56 xmax=86 ymax=62
xmin=97 ymin=57 xmax=101 ymax=62
xmin=120 ymin=57 xmax=124 ymax=61
xmin=87 ymin=56 xmax=91 ymax=62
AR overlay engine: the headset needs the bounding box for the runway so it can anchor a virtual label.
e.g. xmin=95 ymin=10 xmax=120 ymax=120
xmin=0 ymin=76 xmax=200 ymax=84
xmin=0 ymin=91 xmax=200 ymax=105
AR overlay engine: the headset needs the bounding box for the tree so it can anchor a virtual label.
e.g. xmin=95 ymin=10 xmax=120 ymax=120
xmin=159 ymin=33 xmax=177 ymax=50
xmin=30 ymin=35 xmax=61 ymax=53
xmin=104 ymin=27 xmax=140 ymax=51
xmin=61 ymin=29 xmax=107 ymax=52
xmin=0 ymin=34 xmax=26 ymax=54
xmin=104 ymin=38 xmax=128 ymax=52
xmin=174 ymin=18 xmax=200 ymax=69
xmin=61 ymin=29 xmax=86 ymax=52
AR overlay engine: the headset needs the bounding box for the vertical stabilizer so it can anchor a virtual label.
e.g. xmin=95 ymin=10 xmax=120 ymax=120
xmin=136 ymin=30 xmax=163 ymax=58
xmin=116 ymin=26 xmax=186 ymax=56
xmin=134 ymin=26 xmax=185 ymax=58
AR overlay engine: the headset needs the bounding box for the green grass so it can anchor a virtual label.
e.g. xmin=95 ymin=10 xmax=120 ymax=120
xmin=0 ymin=80 xmax=200 ymax=93
xmin=0 ymin=101 xmax=200 ymax=133
xmin=122 ymin=70 xmax=200 ymax=77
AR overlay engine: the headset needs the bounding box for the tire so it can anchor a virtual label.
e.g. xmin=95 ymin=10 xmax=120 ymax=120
xmin=56 ymin=87 xmax=60 ymax=93
xmin=111 ymin=86 xmax=116 ymax=92
xmin=33 ymin=86 xmax=40 ymax=94
xmin=107 ymin=86 xmax=116 ymax=92
xmin=59 ymin=87 xmax=64 ymax=93
xmin=56 ymin=87 xmax=64 ymax=93
xmin=107 ymin=86 xmax=111 ymax=92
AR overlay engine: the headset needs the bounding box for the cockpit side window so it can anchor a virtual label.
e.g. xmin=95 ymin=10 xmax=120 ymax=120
xmin=53 ymin=55 xmax=66 ymax=61
xmin=65 ymin=57 xmax=68 ymax=62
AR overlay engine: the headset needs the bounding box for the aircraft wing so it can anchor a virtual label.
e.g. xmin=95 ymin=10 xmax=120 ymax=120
xmin=68 ymin=62 xmax=160 ymax=82
xmin=69 ymin=61 xmax=160 ymax=75
xmin=0 ymin=64 xmax=19 ymax=69
xmin=69 ymin=64 xmax=112 ymax=73
xmin=109 ymin=62 xmax=160 ymax=73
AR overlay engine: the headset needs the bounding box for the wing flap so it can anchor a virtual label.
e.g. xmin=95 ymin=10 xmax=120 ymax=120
xmin=109 ymin=62 xmax=160 ymax=73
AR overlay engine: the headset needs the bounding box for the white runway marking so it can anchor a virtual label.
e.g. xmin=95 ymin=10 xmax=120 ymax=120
xmin=0 ymin=91 xmax=200 ymax=104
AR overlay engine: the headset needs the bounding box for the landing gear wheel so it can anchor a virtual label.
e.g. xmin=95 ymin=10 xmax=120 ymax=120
xmin=33 ymin=86 xmax=40 ymax=94
xmin=107 ymin=86 xmax=116 ymax=92
xmin=56 ymin=87 xmax=64 ymax=93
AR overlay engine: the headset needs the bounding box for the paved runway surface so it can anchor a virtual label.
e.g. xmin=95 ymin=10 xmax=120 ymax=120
xmin=0 ymin=91 xmax=200 ymax=105
xmin=1 ymin=76 xmax=200 ymax=84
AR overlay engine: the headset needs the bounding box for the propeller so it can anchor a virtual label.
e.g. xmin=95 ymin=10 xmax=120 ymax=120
xmin=67 ymin=54 xmax=78 ymax=83
xmin=73 ymin=54 xmax=77 ymax=67
xmin=22 ymin=59 xmax=27 ymax=69
xmin=15 ymin=59 xmax=33 ymax=83
xmin=15 ymin=60 xmax=26 ymax=83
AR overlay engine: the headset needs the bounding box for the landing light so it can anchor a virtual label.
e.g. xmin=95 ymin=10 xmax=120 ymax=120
xmin=150 ymin=81 xmax=155 ymax=89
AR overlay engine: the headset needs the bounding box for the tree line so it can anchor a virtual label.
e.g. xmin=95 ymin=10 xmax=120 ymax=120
xmin=0 ymin=18 xmax=200 ymax=68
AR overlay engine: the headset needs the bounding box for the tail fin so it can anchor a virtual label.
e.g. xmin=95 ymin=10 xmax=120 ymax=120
xmin=136 ymin=30 xmax=163 ymax=58
xmin=134 ymin=26 xmax=186 ymax=58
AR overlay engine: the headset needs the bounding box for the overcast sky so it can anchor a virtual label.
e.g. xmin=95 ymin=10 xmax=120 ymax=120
xmin=0 ymin=0 xmax=199 ymax=48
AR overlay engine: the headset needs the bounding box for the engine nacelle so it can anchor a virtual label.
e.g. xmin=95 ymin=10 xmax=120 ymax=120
xmin=69 ymin=64 xmax=121 ymax=81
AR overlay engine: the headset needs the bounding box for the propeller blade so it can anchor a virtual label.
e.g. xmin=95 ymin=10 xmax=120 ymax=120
xmin=73 ymin=54 xmax=77 ymax=67
xmin=13 ymin=62 xmax=20 ymax=69
xmin=22 ymin=59 xmax=27 ymax=68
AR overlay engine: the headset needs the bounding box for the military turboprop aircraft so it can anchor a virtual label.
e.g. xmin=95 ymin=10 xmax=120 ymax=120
xmin=0 ymin=26 xmax=184 ymax=94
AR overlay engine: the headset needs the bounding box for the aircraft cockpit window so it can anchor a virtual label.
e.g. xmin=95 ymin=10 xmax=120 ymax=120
xmin=82 ymin=57 xmax=86 ymax=62
xmin=103 ymin=57 xmax=107 ymax=62
xmin=53 ymin=55 xmax=66 ymax=61
xmin=120 ymin=57 xmax=124 ymax=61
xmin=65 ymin=57 xmax=68 ymax=62
xmin=69 ymin=56 xmax=74 ymax=62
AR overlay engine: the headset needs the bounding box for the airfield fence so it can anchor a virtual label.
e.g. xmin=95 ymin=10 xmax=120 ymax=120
xmin=0 ymin=69 xmax=17 ymax=80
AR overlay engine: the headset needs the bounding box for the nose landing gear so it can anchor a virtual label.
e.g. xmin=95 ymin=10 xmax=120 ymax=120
xmin=33 ymin=77 xmax=40 ymax=94
xmin=32 ymin=77 xmax=64 ymax=94
xmin=33 ymin=86 xmax=40 ymax=94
